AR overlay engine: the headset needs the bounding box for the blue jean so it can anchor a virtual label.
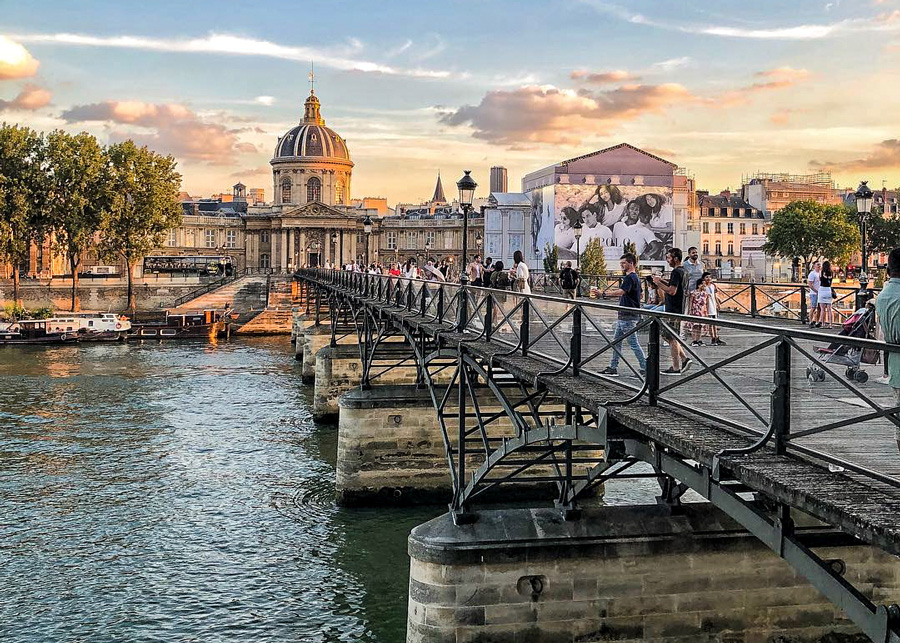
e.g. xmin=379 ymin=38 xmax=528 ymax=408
xmin=609 ymin=318 xmax=647 ymax=371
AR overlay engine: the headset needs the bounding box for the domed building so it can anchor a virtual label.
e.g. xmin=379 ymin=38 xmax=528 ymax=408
xmin=244 ymin=87 xmax=380 ymax=271
xmin=271 ymin=91 xmax=353 ymax=207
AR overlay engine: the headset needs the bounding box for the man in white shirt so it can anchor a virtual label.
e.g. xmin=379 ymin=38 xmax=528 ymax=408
xmin=807 ymin=261 xmax=821 ymax=328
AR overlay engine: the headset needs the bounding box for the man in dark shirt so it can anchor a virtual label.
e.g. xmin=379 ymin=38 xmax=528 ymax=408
xmin=653 ymin=247 xmax=692 ymax=375
xmin=600 ymin=253 xmax=646 ymax=377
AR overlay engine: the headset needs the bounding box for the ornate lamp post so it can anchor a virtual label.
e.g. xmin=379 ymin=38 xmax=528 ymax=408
xmin=363 ymin=214 xmax=373 ymax=269
xmin=456 ymin=170 xmax=477 ymax=284
xmin=573 ymin=217 xmax=583 ymax=269
xmin=855 ymin=180 xmax=874 ymax=306
xmin=330 ymin=231 xmax=338 ymax=267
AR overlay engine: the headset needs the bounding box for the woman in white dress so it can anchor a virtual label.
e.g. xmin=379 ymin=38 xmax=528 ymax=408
xmin=511 ymin=250 xmax=531 ymax=295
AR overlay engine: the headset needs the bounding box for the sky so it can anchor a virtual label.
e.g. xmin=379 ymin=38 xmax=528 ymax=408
xmin=3 ymin=0 xmax=900 ymax=204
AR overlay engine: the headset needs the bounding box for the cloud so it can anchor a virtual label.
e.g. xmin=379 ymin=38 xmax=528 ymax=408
xmin=0 ymin=36 xmax=40 ymax=79
xmin=12 ymin=31 xmax=453 ymax=79
xmin=578 ymin=0 xmax=900 ymax=40
xmin=810 ymin=139 xmax=900 ymax=171
xmin=0 ymin=83 xmax=51 ymax=110
xmin=440 ymin=83 xmax=694 ymax=146
xmin=712 ymin=67 xmax=810 ymax=107
xmin=230 ymin=165 xmax=270 ymax=179
xmin=652 ymin=56 xmax=692 ymax=71
xmin=60 ymin=100 xmax=257 ymax=164
xmin=571 ymin=69 xmax=640 ymax=84
xmin=255 ymin=95 xmax=275 ymax=106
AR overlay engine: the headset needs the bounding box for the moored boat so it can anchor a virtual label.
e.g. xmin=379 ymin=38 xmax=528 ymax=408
xmin=43 ymin=313 xmax=131 ymax=341
xmin=128 ymin=309 xmax=230 ymax=340
xmin=0 ymin=320 xmax=79 ymax=345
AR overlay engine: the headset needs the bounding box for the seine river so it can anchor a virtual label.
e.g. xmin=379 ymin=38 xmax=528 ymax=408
xmin=0 ymin=338 xmax=437 ymax=643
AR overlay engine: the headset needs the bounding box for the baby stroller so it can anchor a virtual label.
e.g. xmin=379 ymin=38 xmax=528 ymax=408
xmin=806 ymin=302 xmax=878 ymax=383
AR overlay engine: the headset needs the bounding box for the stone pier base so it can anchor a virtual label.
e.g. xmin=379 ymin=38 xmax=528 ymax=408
xmin=298 ymin=325 xmax=336 ymax=382
xmin=313 ymin=343 xmax=420 ymax=419
xmin=407 ymin=504 xmax=899 ymax=643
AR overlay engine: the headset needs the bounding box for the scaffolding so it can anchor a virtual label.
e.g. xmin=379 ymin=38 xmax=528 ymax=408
xmin=743 ymin=171 xmax=833 ymax=187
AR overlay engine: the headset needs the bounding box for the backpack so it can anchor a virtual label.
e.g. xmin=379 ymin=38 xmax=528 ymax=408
xmin=560 ymin=268 xmax=576 ymax=290
xmin=492 ymin=270 xmax=510 ymax=290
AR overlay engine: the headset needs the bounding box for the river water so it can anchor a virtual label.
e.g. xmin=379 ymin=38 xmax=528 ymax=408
xmin=0 ymin=338 xmax=437 ymax=643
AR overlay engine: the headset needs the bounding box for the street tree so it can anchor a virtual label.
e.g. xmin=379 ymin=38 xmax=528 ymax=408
xmin=44 ymin=130 xmax=107 ymax=311
xmin=0 ymin=124 xmax=46 ymax=305
xmin=764 ymin=200 xmax=860 ymax=280
xmin=101 ymin=140 xmax=182 ymax=312
xmin=580 ymin=237 xmax=608 ymax=275
xmin=542 ymin=243 xmax=558 ymax=273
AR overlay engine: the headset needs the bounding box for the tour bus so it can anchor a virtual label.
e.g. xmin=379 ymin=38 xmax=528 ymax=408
xmin=143 ymin=255 xmax=234 ymax=277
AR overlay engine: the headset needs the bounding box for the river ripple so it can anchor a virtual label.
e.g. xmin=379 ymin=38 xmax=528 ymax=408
xmin=0 ymin=338 xmax=437 ymax=643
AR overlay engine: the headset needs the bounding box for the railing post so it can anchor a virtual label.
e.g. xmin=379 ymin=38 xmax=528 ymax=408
xmin=457 ymin=351 xmax=466 ymax=506
xmin=772 ymin=339 xmax=791 ymax=455
xmin=314 ymin=286 xmax=321 ymax=326
xmin=571 ymin=306 xmax=582 ymax=377
xmin=485 ymin=295 xmax=493 ymax=339
xmin=437 ymin=285 xmax=444 ymax=321
xmin=647 ymin=318 xmax=660 ymax=406
xmin=521 ymin=299 xmax=530 ymax=357
xmin=457 ymin=283 xmax=468 ymax=332
xmin=750 ymin=282 xmax=758 ymax=318
xmin=799 ymin=285 xmax=808 ymax=324
xmin=420 ymin=283 xmax=427 ymax=317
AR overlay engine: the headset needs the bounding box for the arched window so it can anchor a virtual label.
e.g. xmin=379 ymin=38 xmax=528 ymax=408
xmin=307 ymin=177 xmax=322 ymax=203
xmin=335 ymin=180 xmax=344 ymax=205
xmin=281 ymin=178 xmax=292 ymax=204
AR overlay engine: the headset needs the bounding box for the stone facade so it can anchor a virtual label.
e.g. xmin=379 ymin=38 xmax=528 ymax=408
xmin=407 ymin=504 xmax=897 ymax=643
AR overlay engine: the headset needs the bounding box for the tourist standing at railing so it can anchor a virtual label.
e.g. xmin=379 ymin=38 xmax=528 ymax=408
xmin=511 ymin=250 xmax=531 ymax=295
xmin=468 ymin=255 xmax=484 ymax=286
xmin=875 ymin=248 xmax=900 ymax=452
xmin=643 ymin=275 xmax=664 ymax=311
xmin=818 ymin=261 xmax=835 ymax=328
xmin=560 ymin=261 xmax=580 ymax=299
xmin=600 ymin=253 xmax=646 ymax=378
xmin=808 ymin=260 xmax=822 ymax=328
xmin=683 ymin=247 xmax=704 ymax=295
xmin=483 ymin=257 xmax=494 ymax=287
xmin=653 ymin=248 xmax=693 ymax=375
xmin=704 ymin=273 xmax=726 ymax=346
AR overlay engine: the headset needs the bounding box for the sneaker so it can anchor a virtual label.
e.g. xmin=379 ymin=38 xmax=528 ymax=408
xmin=680 ymin=358 xmax=693 ymax=374
xmin=815 ymin=322 xmax=822 ymax=328
xmin=713 ymin=338 xmax=727 ymax=346
xmin=662 ymin=367 xmax=680 ymax=376
xmin=600 ymin=367 xmax=619 ymax=377
xmin=876 ymin=375 xmax=891 ymax=386
xmin=690 ymin=340 xmax=703 ymax=347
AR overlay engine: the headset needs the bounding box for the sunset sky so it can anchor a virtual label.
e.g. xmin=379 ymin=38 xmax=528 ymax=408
xmin=3 ymin=0 xmax=900 ymax=204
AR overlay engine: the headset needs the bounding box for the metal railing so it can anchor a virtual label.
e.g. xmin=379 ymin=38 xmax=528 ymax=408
xmin=303 ymin=268 xmax=900 ymax=492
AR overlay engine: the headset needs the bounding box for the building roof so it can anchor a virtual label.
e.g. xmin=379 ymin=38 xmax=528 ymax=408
xmin=699 ymin=194 xmax=757 ymax=210
xmin=488 ymin=192 xmax=530 ymax=207
xmin=273 ymin=92 xmax=351 ymax=162
xmin=560 ymin=142 xmax=677 ymax=168
xmin=431 ymin=173 xmax=447 ymax=203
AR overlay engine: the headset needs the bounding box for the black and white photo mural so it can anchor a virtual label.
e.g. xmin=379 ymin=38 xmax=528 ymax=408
xmin=531 ymin=183 xmax=674 ymax=268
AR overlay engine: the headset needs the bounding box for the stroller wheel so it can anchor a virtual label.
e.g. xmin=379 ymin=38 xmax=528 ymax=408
xmin=854 ymin=371 xmax=869 ymax=384
xmin=814 ymin=369 xmax=827 ymax=382
xmin=845 ymin=367 xmax=855 ymax=379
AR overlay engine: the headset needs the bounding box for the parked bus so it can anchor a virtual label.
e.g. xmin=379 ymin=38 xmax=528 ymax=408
xmin=143 ymin=255 xmax=233 ymax=277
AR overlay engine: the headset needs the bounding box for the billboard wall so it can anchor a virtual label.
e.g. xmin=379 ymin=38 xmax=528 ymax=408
xmin=530 ymin=185 xmax=556 ymax=264
xmin=545 ymin=184 xmax=674 ymax=268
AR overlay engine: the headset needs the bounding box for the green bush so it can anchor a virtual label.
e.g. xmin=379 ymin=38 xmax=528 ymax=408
xmin=29 ymin=306 xmax=54 ymax=319
xmin=2 ymin=303 xmax=28 ymax=321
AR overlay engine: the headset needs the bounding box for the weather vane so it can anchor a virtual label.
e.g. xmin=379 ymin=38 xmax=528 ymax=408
xmin=308 ymin=61 xmax=315 ymax=95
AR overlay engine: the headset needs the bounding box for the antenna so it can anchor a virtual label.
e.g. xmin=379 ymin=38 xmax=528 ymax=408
xmin=308 ymin=61 xmax=316 ymax=95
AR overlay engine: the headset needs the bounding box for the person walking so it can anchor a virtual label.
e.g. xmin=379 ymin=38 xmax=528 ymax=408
xmin=560 ymin=261 xmax=580 ymax=299
xmin=468 ymin=254 xmax=484 ymax=286
xmin=600 ymin=252 xmax=646 ymax=377
xmin=818 ymin=260 xmax=835 ymax=328
xmin=807 ymin=260 xmax=821 ymax=328
xmin=875 ymin=247 xmax=900 ymax=453
xmin=511 ymin=250 xmax=531 ymax=295
xmin=653 ymin=248 xmax=692 ymax=375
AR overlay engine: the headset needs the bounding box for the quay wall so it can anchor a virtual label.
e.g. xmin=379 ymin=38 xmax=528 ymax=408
xmin=408 ymin=504 xmax=896 ymax=643
xmin=0 ymin=282 xmax=199 ymax=312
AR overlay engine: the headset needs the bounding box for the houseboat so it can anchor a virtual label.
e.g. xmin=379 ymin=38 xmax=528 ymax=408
xmin=0 ymin=320 xmax=79 ymax=345
xmin=128 ymin=309 xmax=230 ymax=340
xmin=43 ymin=313 xmax=131 ymax=341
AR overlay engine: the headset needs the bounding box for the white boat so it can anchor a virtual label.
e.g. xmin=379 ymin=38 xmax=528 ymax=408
xmin=42 ymin=313 xmax=131 ymax=340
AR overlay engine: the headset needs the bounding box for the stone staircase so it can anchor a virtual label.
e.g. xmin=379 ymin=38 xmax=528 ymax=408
xmin=171 ymin=275 xmax=268 ymax=313
xmin=234 ymin=308 xmax=294 ymax=335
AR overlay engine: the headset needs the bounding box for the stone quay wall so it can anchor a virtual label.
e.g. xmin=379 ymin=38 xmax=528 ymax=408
xmin=408 ymin=504 xmax=899 ymax=643
xmin=0 ymin=281 xmax=199 ymax=312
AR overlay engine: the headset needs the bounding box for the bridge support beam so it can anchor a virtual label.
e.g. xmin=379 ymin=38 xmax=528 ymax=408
xmin=407 ymin=504 xmax=900 ymax=643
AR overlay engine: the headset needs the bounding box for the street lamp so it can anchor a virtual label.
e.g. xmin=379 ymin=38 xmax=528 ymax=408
xmin=475 ymin=232 xmax=483 ymax=253
xmin=855 ymin=180 xmax=874 ymax=303
xmin=456 ymin=170 xmax=477 ymax=284
xmin=330 ymin=231 xmax=338 ymax=268
xmin=363 ymin=214 xmax=373 ymax=268
xmin=573 ymin=217 xmax=583 ymax=269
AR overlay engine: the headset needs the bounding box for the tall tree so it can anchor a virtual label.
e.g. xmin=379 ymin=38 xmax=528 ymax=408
xmin=101 ymin=141 xmax=182 ymax=312
xmin=764 ymin=200 xmax=860 ymax=280
xmin=0 ymin=124 xmax=46 ymax=305
xmin=542 ymin=243 xmax=558 ymax=273
xmin=580 ymin=237 xmax=608 ymax=275
xmin=44 ymin=130 xmax=107 ymax=311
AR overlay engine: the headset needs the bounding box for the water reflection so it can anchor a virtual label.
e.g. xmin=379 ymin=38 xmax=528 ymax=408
xmin=0 ymin=338 xmax=425 ymax=643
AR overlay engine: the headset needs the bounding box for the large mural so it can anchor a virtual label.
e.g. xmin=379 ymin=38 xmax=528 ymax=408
xmin=531 ymin=183 xmax=674 ymax=268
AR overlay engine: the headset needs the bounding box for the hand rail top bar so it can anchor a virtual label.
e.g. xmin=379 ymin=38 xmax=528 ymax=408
xmin=302 ymin=269 xmax=900 ymax=355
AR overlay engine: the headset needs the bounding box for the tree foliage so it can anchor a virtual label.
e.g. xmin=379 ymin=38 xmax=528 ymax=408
xmin=44 ymin=130 xmax=107 ymax=311
xmin=580 ymin=237 xmax=607 ymax=275
xmin=100 ymin=141 xmax=182 ymax=311
xmin=763 ymin=200 xmax=860 ymax=271
xmin=542 ymin=243 xmax=559 ymax=273
xmin=0 ymin=124 xmax=46 ymax=304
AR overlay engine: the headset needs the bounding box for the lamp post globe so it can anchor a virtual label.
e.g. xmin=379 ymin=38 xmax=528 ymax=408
xmin=456 ymin=170 xmax=478 ymax=284
xmin=854 ymin=181 xmax=874 ymax=299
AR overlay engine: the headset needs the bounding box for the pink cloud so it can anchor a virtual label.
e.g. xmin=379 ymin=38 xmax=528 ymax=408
xmin=61 ymin=100 xmax=256 ymax=164
xmin=810 ymin=139 xmax=900 ymax=171
xmin=0 ymin=83 xmax=51 ymax=111
xmin=571 ymin=69 xmax=641 ymax=84
xmin=0 ymin=36 xmax=39 ymax=80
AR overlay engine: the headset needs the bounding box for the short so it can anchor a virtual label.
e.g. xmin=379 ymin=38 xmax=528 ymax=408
xmin=818 ymin=287 xmax=833 ymax=305
xmin=563 ymin=289 xmax=576 ymax=299
xmin=809 ymin=291 xmax=818 ymax=307
xmin=662 ymin=319 xmax=681 ymax=341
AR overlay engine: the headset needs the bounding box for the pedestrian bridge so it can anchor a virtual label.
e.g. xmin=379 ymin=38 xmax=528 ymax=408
xmin=297 ymin=268 xmax=900 ymax=643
